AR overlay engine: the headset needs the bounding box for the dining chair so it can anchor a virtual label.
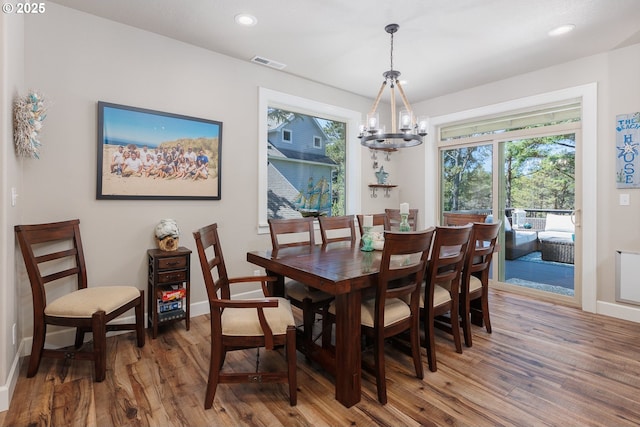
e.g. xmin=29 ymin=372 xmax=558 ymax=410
xmin=385 ymin=208 xmax=419 ymax=231
xmin=460 ymin=221 xmax=501 ymax=347
xmin=441 ymin=212 xmax=488 ymax=226
xmin=268 ymin=217 xmax=334 ymax=353
xmin=318 ymin=214 xmax=357 ymax=244
xmin=193 ymin=223 xmax=297 ymax=408
xmin=14 ymin=219 xmax=145 ymax=382
xmin=324 ymin=228 xmax=435 ymax=404
xmin=422 ymin=224 xmax=472 ymax=372
xmin=356 ymin=213 xmax=390 ymax=238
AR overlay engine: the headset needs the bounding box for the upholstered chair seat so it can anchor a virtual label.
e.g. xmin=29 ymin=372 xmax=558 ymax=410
xmin=221 ymin=297 xmax=294 ymax=336
xmin=45 ymin=286 xmax=141 ymax=318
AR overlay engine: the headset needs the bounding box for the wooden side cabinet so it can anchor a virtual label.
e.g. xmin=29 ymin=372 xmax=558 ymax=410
xmin=147 ymin=247 xmax=191 ymax=339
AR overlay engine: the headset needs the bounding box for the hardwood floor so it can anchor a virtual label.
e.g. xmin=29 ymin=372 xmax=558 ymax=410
xmin=3 ymin=289 xmax=640 ymax=426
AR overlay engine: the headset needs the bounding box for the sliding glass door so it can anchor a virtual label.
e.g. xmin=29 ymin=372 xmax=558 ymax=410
xmin=439 ymin=123 xmax=581 ymax=304
xmin=498 ymin=133 xmax=576 ymax=297
xmin=441 ymin=143 xmax=493 ymax=217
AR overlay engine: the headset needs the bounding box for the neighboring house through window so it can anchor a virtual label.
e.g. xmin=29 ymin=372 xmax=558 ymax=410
xmin=267 ymin=108 xmax=341 ymax=219
xmin=258 ymin=88 xmax=362 ymax=233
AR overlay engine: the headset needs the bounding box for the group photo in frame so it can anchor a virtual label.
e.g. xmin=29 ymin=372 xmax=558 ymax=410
xmin=97 ymin=101 xmax=222 ymax=200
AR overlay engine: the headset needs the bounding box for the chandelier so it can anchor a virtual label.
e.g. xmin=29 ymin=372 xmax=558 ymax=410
xmin=359 ymin=24 xmax=427 ymax=149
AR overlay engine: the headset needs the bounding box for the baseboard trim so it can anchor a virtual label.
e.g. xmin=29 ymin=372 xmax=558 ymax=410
xmin=0 ymin=339 xmax=25 ymax=412
xmin=597 ymin=300 xmax=640 ymax=323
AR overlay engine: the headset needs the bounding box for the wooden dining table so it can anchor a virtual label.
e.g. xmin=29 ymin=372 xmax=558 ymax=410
xmin=247 ymin=241 xmax=381 ymax=408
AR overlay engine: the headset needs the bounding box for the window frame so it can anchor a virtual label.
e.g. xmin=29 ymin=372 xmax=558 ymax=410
xmin=313 ymin=135 xmax=322 ymax=149
xmin=258 ymin=87 xmax=362 ymax=234
xmin=425 ymin=83 xmax=597 ymax=313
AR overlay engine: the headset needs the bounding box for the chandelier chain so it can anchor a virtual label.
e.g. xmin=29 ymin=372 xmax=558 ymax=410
xmin=389 ymin=31 xmax=394 ymax=72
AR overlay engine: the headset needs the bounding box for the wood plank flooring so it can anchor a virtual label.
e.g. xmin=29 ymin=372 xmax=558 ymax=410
xmin=3 ymin=289 xmax=640 ymax=427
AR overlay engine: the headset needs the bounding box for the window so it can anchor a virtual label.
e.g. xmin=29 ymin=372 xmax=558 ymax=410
xmin=267 ymin=108 xmax=344 ymax=219
xmin=282 ymin=129 xmax=292 ymax=143
xmin=258 ymin=88 xmax=361 ymax=233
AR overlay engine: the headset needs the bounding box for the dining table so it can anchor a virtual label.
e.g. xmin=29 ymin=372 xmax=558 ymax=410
xmin=247 ymin=241 xmax=381 ymax=408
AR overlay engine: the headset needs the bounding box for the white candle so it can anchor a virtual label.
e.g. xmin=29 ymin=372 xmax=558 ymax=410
xmin=363 ymin=215 xmax=373 ymax=228
xmin=400 ymin=203 xmax=409 ymax=214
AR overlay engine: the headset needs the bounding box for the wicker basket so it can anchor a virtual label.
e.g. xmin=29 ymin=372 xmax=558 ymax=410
xmin=539 ymin=238 xmax=574 ymax=264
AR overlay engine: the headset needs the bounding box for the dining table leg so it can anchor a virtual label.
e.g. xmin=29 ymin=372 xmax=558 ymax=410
xmin=265 ymin=269 xmax=285 ymax=297
xmin=333 ymin=289 xmax=362 ymax=407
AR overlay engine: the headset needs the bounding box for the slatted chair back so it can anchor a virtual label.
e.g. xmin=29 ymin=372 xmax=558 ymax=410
xmin=356 ymin=213 xmax=390 ymax=238
xmin=442 ymin=212 xmax=488 ymax=226
xmin=268 ymin=217 xmax=315 ymax=250
xmin=385 ymin=208 xmax=419 ymax=231
xmin=318 ymin=215 xmax=357 ymax=244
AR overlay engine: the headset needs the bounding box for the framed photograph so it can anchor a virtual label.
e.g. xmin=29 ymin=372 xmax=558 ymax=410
xmin=97 ymin=101 xmax=222 ymax=200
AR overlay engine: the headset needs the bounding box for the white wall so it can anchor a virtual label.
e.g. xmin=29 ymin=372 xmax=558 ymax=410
xmin=0 ymin=11 xmax=25 ymax=411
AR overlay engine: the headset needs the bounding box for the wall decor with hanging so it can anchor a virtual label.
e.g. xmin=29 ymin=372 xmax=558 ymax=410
xmin=13 ymin=90 xmax=47 ymax=159
xmin=616 ymin=112 xmax=640 ymax=188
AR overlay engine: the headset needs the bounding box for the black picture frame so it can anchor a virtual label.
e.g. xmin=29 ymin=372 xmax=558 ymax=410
xmin=97 ymin=101 xmax=222 ymax=200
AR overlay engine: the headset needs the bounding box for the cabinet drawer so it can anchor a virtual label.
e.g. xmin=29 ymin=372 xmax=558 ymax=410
xmin=158 ymin=256 xmax=187 ymax=270
xmin=157 ymin=270 xmax=187 ymax=284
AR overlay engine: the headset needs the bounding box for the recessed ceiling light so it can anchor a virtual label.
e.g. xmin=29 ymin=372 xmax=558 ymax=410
xmin=548 ymin=24 xmax=575 ymax=37
xmin=235 ymin=13 xmax=257 ymax=27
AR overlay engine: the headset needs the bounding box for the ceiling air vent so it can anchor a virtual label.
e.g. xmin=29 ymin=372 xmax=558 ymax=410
xmin=251 ymin=56 xmax=286 ymax=70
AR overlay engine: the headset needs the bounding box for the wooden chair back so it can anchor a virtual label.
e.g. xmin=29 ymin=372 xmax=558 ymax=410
xmin=423 ymin=224 xmax=473 ymax=372
xmin=268 ymin=217 xmax=315 ymax=250
xmin=442 ymin=212 xmax=488 ymax=226
xmin=14 ymin=219 xmax=144 ymax=382
xmin=268 ymin=217 xmax=333 ymax=353
xmin=377 ymin=230 xmax=435 ymax=324
xmin=318 ymin=215 xmax=356 ymax=244
xmin=460 ymin=221 xmax=501 ymax=347
xmin=193 ymin=223 xmax=297 ymax=408
xmin=385 ymin=208 xmax=419 ymax=231
xmin=356 ymin=213 xmax=390 ymax=237
xmin=329 ymin=228 xmax=435 ymax=404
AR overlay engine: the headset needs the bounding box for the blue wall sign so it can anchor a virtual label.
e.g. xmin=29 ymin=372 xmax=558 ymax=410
xmin=616 ymin=112 xmax=640 ymax=188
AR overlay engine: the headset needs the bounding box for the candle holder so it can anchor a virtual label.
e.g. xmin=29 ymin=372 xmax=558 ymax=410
xmin=361 ymin=251 xmax=373 ymax=272
xmin=361 ymin=226 xmax=374 ymax=252
xmin=399 ymin=213 xmax=410 ymax=232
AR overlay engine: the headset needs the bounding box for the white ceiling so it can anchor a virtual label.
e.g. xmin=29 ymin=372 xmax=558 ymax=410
xmin=49 ymin=0 xmax=640 ymax=103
